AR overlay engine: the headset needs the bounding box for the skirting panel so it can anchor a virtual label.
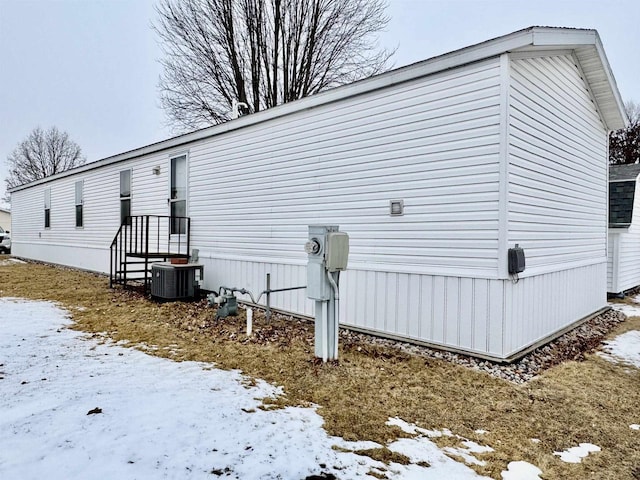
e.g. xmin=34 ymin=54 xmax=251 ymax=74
xmin=502 ymin=261 xmax=606 ymax=358
xmin=202 ymin=256 xmax=607 ymax=360
xmin=12 ymin=242 xmax=109 ymax=274
xmin=12 ymin=245 xmax=605 ymax=361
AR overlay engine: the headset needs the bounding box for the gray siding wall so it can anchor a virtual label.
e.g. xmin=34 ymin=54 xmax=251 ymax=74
xmin=508 ymin=54 xmax=608 ymax=275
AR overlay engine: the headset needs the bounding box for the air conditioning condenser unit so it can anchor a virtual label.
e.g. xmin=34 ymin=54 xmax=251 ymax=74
xmin=151 ymin=263 xmax=202 ymax=300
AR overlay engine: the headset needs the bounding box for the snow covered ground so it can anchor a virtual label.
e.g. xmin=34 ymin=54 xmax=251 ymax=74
xmin=609 ymin=295 xmax=640 ymax=318
xmin=0 ymin=298 xmax=492 ymax=480
xmin=2 ymin=297 xmax=632 ymax=479
xmin=605 ymin=299 xmax=640 ymax=367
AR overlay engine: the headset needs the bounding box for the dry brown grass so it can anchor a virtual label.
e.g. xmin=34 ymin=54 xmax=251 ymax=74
xmin=2 ymin=258 xmax=639 ymax=479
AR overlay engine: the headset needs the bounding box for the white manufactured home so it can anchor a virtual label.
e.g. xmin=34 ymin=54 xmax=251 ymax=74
xmin=10 ymin=27 xmax=626 ymax=361
xmin=608 ymin=164 xmax=640 ymax=294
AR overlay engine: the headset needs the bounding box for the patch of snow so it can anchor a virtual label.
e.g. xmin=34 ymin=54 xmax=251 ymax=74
xmin=501 ymin=461 xmax=542 ymax=480
xmin=385 ymin=416 xmax=452 ymax=438
xmin=385 ymin=418 xmax=493 ymax=476
xmin=387 ymin=416 xmax=423 ymax=434
xmin=0 ymin=258 xmax=26 ymax=266
xmin=0 ymin=298 xmax=489 ymax=479
xmin=609 ymin=302 xmax=640 ymax=318
xmin=474 ymin=429 xmax=487 ymax=435
xmin=600 ymin=330 xmax=640 ymax=368
xmin=553 ymin=443 xmax=601 ymax=463
xmin=443 ymin=440 xmax=495 ymax=467
xmin=387 ymin=437 xmax=491 ymax=478
xmin=530 ymin=438 xmax=541 ymax=444
xmin=443 ymin=447 xmax=486 ymax=467
xmin=330 ymin=438 xmax=382 ymax=451
xmin=630 ymin=424 xmax=640 ymax=430
xmin=461 ymin=440 xmax=494 ymax=454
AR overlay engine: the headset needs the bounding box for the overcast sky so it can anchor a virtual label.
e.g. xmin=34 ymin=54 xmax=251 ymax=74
xmin=1 ymin=0 xmax=639 ymax=207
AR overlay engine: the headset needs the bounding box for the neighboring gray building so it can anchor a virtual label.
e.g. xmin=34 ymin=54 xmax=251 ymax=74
xmin=608 ymin=164 xmax=640 ymax=293
xmin=9 ymin=27 xmax=626 ymax=361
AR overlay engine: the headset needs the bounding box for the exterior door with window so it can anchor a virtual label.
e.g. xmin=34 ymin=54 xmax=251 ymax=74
xmin=169 ymin=155 xmax=187 ymax=235
xmin=120 ymin=170 xmax=131 ymax=225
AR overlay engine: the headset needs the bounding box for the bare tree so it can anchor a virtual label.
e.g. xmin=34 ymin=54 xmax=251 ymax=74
xmin=5 ymin=126 xmax=85 ymax=190
xmin=610 ymin=100 xmax=640 ymax=164
xmin=154 ymin=0 xmax=393 ymax=130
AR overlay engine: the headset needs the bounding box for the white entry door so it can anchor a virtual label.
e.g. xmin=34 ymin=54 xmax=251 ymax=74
xmin=169 ymin=154 xmax=187 ymax=235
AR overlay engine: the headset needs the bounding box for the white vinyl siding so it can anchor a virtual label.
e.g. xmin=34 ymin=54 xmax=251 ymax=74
xmin=508 ymin=54 xmax=608 ymax=274
xmin=189 ymin=58 xmax=503 ymax=279
xmin=11 ymin=152 xmax=171 ymax=271
xmin=607 ymin=231 xmax=617 ymax=292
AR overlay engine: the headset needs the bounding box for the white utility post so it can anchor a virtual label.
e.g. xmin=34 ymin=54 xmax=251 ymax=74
xmin=304 ymin=225 xmax=349 ymax=362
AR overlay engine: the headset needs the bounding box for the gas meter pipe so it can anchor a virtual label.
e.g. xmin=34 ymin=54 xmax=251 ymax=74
xmin=216 ymin=283 xmax=307 ymax=319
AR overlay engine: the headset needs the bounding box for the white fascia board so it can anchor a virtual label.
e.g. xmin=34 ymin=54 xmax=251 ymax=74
xmin=531 ymin=27 xmax=597 ymax=46
xmin=525 ymin=27 xmax=626 ymax=131
xmin=593 ymin=33 xmax=627 ymax=129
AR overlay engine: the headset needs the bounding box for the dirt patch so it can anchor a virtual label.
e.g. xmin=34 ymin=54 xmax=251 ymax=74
xmin=1 ymin=259 xmax=639 ymax=480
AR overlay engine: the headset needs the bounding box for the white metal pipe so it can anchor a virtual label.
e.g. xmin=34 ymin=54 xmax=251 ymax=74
xmin=246 ymin=308 xmax=253 ymax=336
xmin=327 ymin=270 xmax=340 ymax=360
xmin=322 ymin=301 xmax=328 ymax=362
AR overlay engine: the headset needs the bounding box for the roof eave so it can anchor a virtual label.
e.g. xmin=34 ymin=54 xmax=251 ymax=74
xmin=525 ymin=27 xmax=626 ymax=131
xmin=8 ymin=26 xmax=626 ymax=192
xmin=7 ymin=28 xmax=540 ymax=194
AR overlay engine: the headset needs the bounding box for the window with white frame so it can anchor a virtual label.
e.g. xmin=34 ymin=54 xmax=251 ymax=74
xmin=44 ymin=188 xmax=51 ymax=228
xmin=75 ymin=180 xmax=83 ymax=227
xmin=120 ymin=170 xmax=131 ymax=225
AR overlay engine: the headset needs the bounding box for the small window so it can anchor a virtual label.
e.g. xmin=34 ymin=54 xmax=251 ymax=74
xmin=120 ymin=170 xmax=131 ymax=225
xmin=44 ymin=188 xmax=51 ymax=228
xmin=75 ymin=180 xmax=83 ymax=228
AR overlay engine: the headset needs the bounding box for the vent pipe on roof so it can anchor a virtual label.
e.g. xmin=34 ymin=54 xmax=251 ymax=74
xmin=231 ymin=100 xmax=248 ymax=119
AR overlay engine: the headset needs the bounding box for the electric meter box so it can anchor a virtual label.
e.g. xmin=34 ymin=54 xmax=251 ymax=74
xmin=306 ymin=225 xmax=346 ymax=301
xmin=325 ymin=232 xmax=349 ymax=272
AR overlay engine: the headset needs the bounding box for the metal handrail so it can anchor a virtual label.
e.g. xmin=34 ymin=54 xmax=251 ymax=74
xmin=109 ymin=215 xmax=191 ymax=290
